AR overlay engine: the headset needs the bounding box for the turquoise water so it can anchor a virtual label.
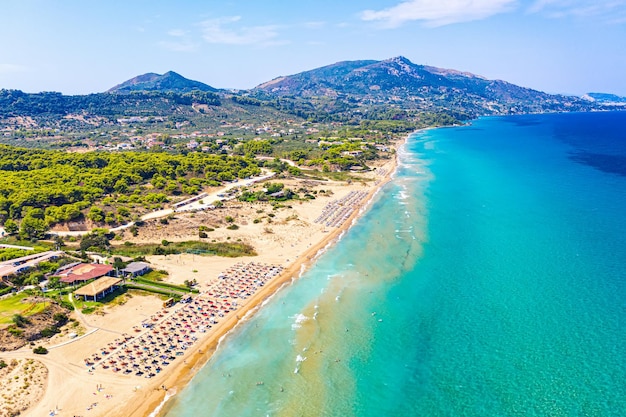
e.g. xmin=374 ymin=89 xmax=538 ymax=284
xmin=163 ymin=112 xmax=626 ymax=416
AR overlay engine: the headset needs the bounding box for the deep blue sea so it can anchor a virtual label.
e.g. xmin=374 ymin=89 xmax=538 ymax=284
xmin=162 ymin=111 xmax=626 ymax=417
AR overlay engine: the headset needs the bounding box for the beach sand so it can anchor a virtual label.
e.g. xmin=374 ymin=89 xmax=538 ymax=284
xmin=2 ymin=155 xmax=397 ymax=417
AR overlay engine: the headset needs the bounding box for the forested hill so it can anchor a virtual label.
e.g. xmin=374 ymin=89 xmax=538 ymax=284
xmin=253 ymin=56 xmax=599 ymax=117
xmin=0 ymin=144 xmax=261 ymax=238
xmin=0 ymin=89 xmax=220 ymax=118
xmin=0 ymin=57 xmax=620 ymax=135
xmin=107 ymin=71 xmax=218 ymax=93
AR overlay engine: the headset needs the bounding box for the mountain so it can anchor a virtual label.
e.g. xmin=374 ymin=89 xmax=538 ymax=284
xmin=584 ymin=92 xmax=626 ymax=104
xmin=254 ymin=56 xmax=594 ymax=116
xmin=1 ymin=57 xmax=621 ymax=135
xmin=107 ymin=71 xmax=217 ymax=93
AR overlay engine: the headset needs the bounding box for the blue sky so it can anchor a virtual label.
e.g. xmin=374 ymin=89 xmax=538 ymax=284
xmin=1 ymin=0 xmax=625 ymax=96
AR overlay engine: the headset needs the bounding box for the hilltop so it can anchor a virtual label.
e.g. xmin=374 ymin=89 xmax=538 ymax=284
xmin=0 ymin=56 xmax=621 ymax=147
xmin=584 ymin=92 xmax=626 ymax=105
xmin=107 ymin=71 xmax=217 ymax=93
xmin=253 ymin=56 xmax=594 ymax=117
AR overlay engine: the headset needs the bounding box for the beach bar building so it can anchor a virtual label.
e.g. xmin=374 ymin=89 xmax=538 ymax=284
xmin=74 ymin=277 xmax=123 ymax=301
xmin=55 ymin=263 xmax=114 ymax=285
xmin=120 ymin=261 xmax=151 ymax=278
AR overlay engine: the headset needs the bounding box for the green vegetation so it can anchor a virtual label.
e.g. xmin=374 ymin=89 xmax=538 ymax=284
xmin=124 ymin=284 xmax=185 ymax=299
xmin=0 ymin=89 xmax=220 ymax=118
xmin=12 ymin=314 xmax=29 ymax=327
xmin=33 ymin=346 xmax=48 ymax=354
xmin=140 ymin=270 xmax=169 ymax=282
xmin=0 ymin=255 xmax=74 ymax=289
xmin=39 ymin=325 xmax=60 ymax=338
xmin=111 ymin=240 xmax=256 ymax=257
xmin=132 ymin=277 xmax=194 ymax=293
xmin=0 ymin=294 xmax=48 ymax=325
xmin=0 ymin=144 xmax=261 ymax=236
xmin=238 ymin=182 xmax=297 ymax=203
xmin=0 ymin=247 xmax=44 ymax=262
xmin=72 ymin=286 xmax=128 ymax=313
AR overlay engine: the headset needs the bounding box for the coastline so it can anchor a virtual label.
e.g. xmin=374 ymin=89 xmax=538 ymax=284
xmin=111 ymin=144 xmax=402 ymax=417
xmin=2 ymin=136 xmax=406 ymax=417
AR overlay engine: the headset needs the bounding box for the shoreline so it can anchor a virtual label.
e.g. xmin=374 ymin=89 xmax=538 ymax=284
xmin=3 ymin=137 xmax=406 ymax=417
xmin=110 ymin=150 xmax=400 ymax=417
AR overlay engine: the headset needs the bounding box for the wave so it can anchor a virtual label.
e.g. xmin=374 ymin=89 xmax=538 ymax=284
xmin=290 ymin=313 xmax=309 ymax=330
xmin=148 ymin=387 xmax=177 ymax=417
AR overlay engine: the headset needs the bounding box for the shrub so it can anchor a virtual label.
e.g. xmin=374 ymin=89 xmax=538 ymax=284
xmin=40 ymin=326 xmax=60 ymax=338
xmin=33 ymin=346 xmax=48 ymax=355
xmin=8 ymin=327 xmax=23 ymax=337
xmin=199 ymin=231 xmax=208 ymax=239
xmin=0 ymin=286 xmax=13 ymax=296
xmin=226 ymin=224 xmax=239 ymax=230
xmin=12 ymin=314 xmax=29 ymax=328
xmin=53 ymin=312 xmax=68 ymax=323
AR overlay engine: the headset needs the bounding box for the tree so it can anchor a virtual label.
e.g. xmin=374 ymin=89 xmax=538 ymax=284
xmin=117 ymin=206 xmax=131 ymax=217
xmin=112 ymin=257 xmax=126 ymax=271
xmin=88 ymin=206 xmax=105 ymax=223
xmin=287 ymin=165 xmax=301 ymax=176
xmin=47 ymin=276 xmax=62 ymax=289
xmin=19 ymin=214 xmax=48 ymax=240
xmin=265 ymin=182 xmax=284 ymax=194
xmin=3 ymin=219 xmax=18 ymax=235
xmin=243 ymin=140 xmax=272 ymax=156
xmin=53 ymin=312 xmax=68 ymax=324
xmin=104 ymin=212 xmax=116 ymax=224
xmin=24 ymin=272 xmax=44 ymax=286
xmin=53 ymin=235 xmax=64 ymax=250
xmin=12 ymin=314 xmax=29 ymax=328
xmin=80 ymin=230 xmax=111 ymax=252
xmin=114 ymin=178 xmax=129 ymax=193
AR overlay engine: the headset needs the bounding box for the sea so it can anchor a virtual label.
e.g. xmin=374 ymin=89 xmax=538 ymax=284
xmin=162 ymin=111 xmax=626 ymax=417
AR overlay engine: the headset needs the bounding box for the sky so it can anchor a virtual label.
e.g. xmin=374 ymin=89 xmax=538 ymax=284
xmin=1 ymin=0 xmax=625 ymax=96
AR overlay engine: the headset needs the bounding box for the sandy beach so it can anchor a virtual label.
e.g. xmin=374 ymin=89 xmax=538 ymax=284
xmin=1 ymin=153 xmax=398 ymax=417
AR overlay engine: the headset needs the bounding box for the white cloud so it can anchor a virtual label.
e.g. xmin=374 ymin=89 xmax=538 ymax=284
xmin=303 ymin=21 xmax=326 ymax=29
xmin=167 ymin=29 xmax=187 ymax=37
xmin=360 ymin=0 xmax=517 ymax=27
xmin=528 ymin=0 xmax=626 ymax=21
xmin=158 ymin=40 xmax=198 ymax=52
xmin=0 ymin=63 xmax=27 ymax=73
xmin=200 ymin=16 xmax=284 ymax=46
xmin=158 ymin=28 xmax=197 ymax=52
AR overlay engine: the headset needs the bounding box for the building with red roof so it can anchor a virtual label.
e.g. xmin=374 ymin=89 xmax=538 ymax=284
xmin=55 ymin=263 xmax=114 ymax=284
